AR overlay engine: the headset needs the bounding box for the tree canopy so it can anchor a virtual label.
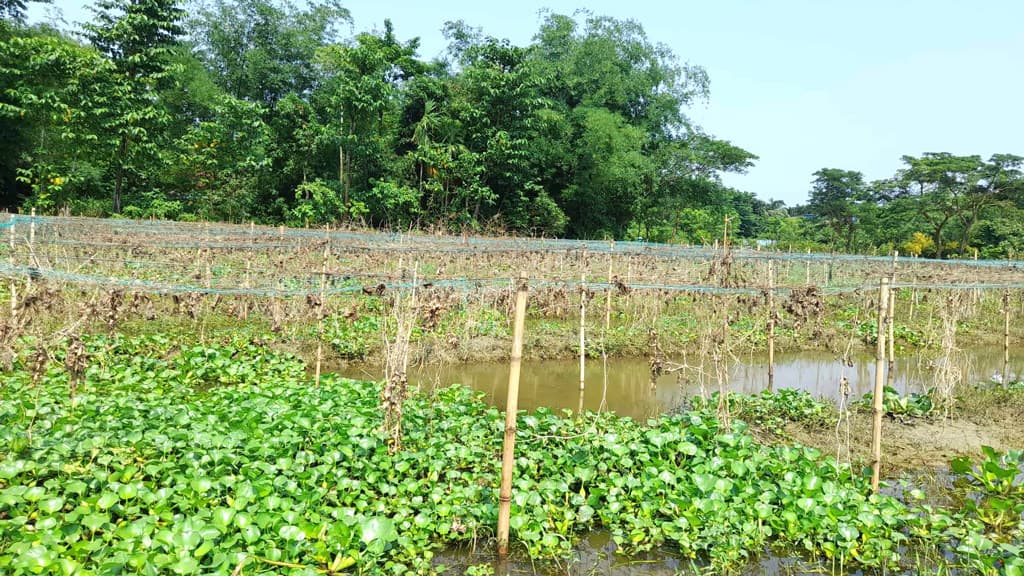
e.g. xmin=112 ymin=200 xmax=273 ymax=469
xmin=2 ymin=2 xmax=1021 ymax=257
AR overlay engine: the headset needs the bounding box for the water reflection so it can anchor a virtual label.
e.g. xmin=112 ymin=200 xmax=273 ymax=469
xmin=338 ymin=349 xmax=1019 ymax=421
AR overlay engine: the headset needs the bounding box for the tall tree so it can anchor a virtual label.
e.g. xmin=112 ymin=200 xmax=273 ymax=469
xmin=0 ymin=28 xmax=111 ymax=210
xmin=189 ymin=0 xmax=349 ymax=106
xmin=888 ymin=153 xmax=987 ymax=258
xmin=188 ymin=0 xmax=350 ymax=214
xmin=807 ymin=168 xmax=866 ymax=252
xmin=959 ymin=154 xmax=1024 ymax=253
xmin=527 ymin=12 xmax=721 ymax=238
xmin=636 ymin=130 xmax=756 ymax=241
xmin=314 ymin=19 xmax=422 ymax=204
xmin=83 ymin=0 xmax=185 ymax=212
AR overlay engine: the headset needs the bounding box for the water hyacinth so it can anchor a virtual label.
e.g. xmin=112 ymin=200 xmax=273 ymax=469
xmin=0 ymin=334 xmax=1021 ymax=574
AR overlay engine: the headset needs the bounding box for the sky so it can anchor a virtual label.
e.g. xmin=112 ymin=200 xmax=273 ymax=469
xmin=27 ymin=0 xmax=1024 ymax=207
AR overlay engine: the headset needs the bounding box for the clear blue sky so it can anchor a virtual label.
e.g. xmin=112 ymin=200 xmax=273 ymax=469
xmin=28 ymin=0 xmax=1024 ymax=207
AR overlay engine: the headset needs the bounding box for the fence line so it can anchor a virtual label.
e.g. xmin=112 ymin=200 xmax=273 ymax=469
xmin=3 ymin=214 xmax=1022 ymax=269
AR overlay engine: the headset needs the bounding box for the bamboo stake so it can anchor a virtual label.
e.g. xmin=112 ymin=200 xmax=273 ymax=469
xmin=871 ymin=277 xmax=890 ymax=493
xmin=909 ymin=288 xmax=917 ymax=323
xmin=578 ymin=272 xmax=586 ymax=392
xmin=242 ymin=221 xmax=254 ymax=321
xmin=8 ymin=215 xmax=15 ymax=321
xmin=1003 ymin=289 xmax=1011 ymax=384
xmin=314 ymin=228 xmax=330 ymax=387
xmin=601 ymin=258 xmax=613 ymax=411
xmin=887 ymin=251 xmax=897 ymax=386
xmin=26 ymin=208 xmax=34 ymax=292
xmin=497 ymin=273 xmax=528 ymax=558
xmin=805 ymin=249 xmax=811 ymax=286
xmin=767 ymin=259 xmax=775 ymax=392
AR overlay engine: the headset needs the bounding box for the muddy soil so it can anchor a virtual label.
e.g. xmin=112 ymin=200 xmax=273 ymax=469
xmin=783 ymin=407 xmax=1024 ymax=473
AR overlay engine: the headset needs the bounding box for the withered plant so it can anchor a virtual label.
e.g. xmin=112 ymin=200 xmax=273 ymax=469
xmin=381 ymin=266 xmax=418 ymax=454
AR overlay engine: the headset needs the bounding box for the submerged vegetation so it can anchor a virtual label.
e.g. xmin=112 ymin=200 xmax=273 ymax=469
xmin=1 ymin=334 xmax=1023 ymax=574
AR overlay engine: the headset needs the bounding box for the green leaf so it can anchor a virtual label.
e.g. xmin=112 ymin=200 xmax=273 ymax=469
xmin=360 ymin=517 xmax=397 ymax=546
xmin=278 ymin=525 xmax=305 ymax=541
xmin=83 ymin=513 xmax=110 ymax=531
xmin=96 ymin=492 xmax=119 ymax=510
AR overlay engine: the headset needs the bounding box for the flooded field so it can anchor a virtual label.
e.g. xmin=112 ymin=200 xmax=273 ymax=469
xmin=340 ymin=348 xmax=1019 ymax=420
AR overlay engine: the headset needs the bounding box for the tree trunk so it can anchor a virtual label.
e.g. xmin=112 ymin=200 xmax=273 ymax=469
xmin=959 ymin=212 xmax=980 ymax=256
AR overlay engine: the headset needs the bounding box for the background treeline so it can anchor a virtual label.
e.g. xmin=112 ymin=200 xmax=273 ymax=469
xmin=2 ymin=0 xmax=1023 ymax=256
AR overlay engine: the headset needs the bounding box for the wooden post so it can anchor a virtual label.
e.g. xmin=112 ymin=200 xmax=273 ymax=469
xmin=767 ymin=259 xmax=775 ymax=392
xmin=26 ymin=208 xmax=34 ymax=292
xmin=7 ymin=215 xmax=15 ymax=321
xmin=314 ymin=228 xmax=330 ymax=387
xmin=871 ymin=277 xmax=890 ymax=492
xmin=887 ymin=251 xmax=898 ymax=386
xmin=601 ymin=258 xmax=613 ymax=411
xmin=1003 ymin=289 xmax=1011 ymax=384
xmin=578 ymin=272 xmax=586 ymax=392
xmin=242 ymin=221 xmax=254 ymax=321
xmin=805 ymin=249 xmax=811 ymax=286
xmin=497 ymin=273 xmax=528 ymax=558
xmin=909 ymin=288 xmax=917 ymax=323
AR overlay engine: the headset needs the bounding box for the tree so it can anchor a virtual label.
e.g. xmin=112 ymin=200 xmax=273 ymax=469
xmin=959 ymin=154 xmax=1024 ymax=253
xmin=83 ymin=0 xmax=185 ymax=212
xmin=314 ymin=19 xmax=422 ymax=206
xmin=887 ymin=153 xmax=988 ymax=258
xmin=807 ymin=168 xmax=866 ymax=252
xmin=189 ymin=0 xmax=350 ymax=106
xmin=438 ymin=23 xmax=565 ymax=233
xmin=635 ymin=131 xmax=756 ymax=241
xmin=1 ymin=0 xmax=49 ymax=24
xmin=561 ymin=107 xmax=652 ymax=237
xmin=0 ymin=27 xmax=113 ymax=211
xmin=187 ymin=0 xmax=350 ymax=214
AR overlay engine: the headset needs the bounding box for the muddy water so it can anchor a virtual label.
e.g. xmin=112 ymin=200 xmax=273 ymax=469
xmin=339 ymin=349 xmax=1019 ymax=421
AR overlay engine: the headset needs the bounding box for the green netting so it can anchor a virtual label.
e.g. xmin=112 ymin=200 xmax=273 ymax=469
xmin=2 ymin=214 xmax=1023 ymax=297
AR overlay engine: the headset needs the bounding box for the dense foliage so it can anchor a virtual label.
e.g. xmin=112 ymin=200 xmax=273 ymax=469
xmin=2 ymin=2 xmax=1023 ymax=254
xmin=2 ymin=334 xmax=1023 ymax=574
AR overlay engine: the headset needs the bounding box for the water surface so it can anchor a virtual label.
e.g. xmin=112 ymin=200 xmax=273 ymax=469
xmin=339 ymin=349 xmax=1019 ymax=420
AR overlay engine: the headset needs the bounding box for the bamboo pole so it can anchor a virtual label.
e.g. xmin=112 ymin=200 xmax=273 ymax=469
xmin=497 ymin=273 xmax=528 ymax=558
xmin=242 ymin=221 xmax=254 ymax=321
xmin=578 ymin=272 xmax=586 ymax=392
xmin=314 ymin=228 xmax=330 ymax=387
xmin=805 ymin=249 xmax=811 ymax=286
xmin=767 ymin=259 xmax=775 ymax=392
xmin=887 ymin=251 xmax=898 ymax=386
xmin=26 ymin=208 xmax=34 ymax=292
xmin=601 ymin=258 xmax=613 ymax=411
xmin=871 ymin=277 xmax=890 ymax=493
xmin=8 ymin=215 xmax=15 ymax=321
xmin=1003 ymin=289 xmax=1011 ymax=384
